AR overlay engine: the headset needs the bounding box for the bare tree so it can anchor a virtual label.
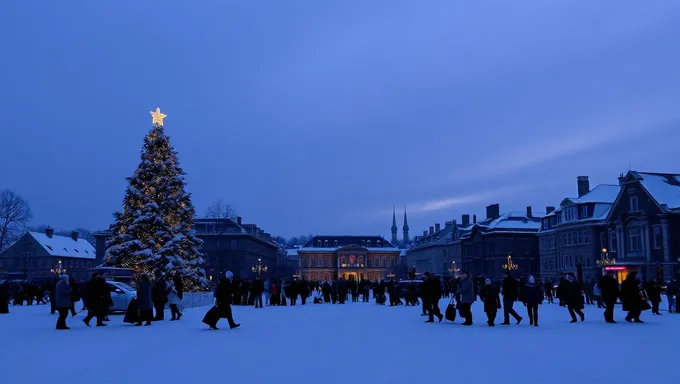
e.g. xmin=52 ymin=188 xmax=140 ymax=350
xmin=205 ymin=199 xmax=237 ymax=220
xmin=0 ymin=189 xmax=33 ymax=252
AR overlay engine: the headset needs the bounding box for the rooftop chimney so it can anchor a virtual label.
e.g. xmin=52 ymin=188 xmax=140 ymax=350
xmin=429 ymin=226 xmax=434 ymax=236
xmin=577 ymin=176 xmax=590 ymax=198
xmin=45 ymin=226 xmax=54 ymax=239
xmin=618 ymin=173 xmax=625 ymax=186
xmin=435 ymin=223 xmax=441 ymax=232
xmin=423 ymin=230 xmax=428 ymax=237
xmin=526 ymin=206 xmax=533 ymax=218
xmin=546 ymin=206 xmax=555 ymax=214
xmin=236 ymin=216 xmax=242 ymax=225
xmin=473 ymin=214 xmax=477 ymax=223
xmin=485 ymin=203 xmax=500 ymax=220
xmin=462 ymin=214 xmax=470 ymax=226
xmin=71 ymin=231 xmax=79 ymax=241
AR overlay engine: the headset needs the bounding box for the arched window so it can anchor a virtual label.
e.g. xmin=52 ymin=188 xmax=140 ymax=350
xmin=324 ymin=240 xmax=329 ymax=247
xmin=366 ymin=240 xmax=371 ymax=247
xmin=317 ymin=240 xmax=322 ymax=247
xmin=333 ymin=240 xmax=338 ymax=247
xmin=361 ymin=240 xmax=366 ymax=246
xmin=376 ymin=240 xmax=381 ymax=247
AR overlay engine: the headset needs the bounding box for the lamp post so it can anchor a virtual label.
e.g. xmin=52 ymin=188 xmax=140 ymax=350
xmin=50 ymin=259 xmax=67 ymax=275
xmin=502 ymin=255 xmax=518 ymax=271
xmin=448 ymin=261 xmax=459 ymax=277
xmin=251 ymin=258 xmax=267 ymax=277
xmin=596 ymin=248 xmax=615 ymax=275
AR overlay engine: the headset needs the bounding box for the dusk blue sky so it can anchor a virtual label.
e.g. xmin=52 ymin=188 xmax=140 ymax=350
xmin=2 ymin=1 xmax=679 ymax=239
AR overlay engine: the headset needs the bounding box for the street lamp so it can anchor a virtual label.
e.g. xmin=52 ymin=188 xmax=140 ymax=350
xmin=448 ymin=261 xmax=459 ymax=276
xmin=503 ymin=255 xmax=518 ymax=270
xmin=597 ymin=248 xmax=616 ymax=274
xmin=50 ymin=259 xmax=67 ymax=275
xmin=251 ymin=258 xmax=267 ymax=277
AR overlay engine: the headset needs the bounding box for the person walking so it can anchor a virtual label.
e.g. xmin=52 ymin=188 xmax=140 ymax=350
xmin=424 ymin=273 xmax=443 ymax=323
xmin=152 ymin=272 xmax=168 ymax=321
xmin=264 ymin=279 xmax=271 ymax=306
xmin=456 ymin=272 xmax=474 ymax=326
xmin=54 ymin=275 xmax=73 ymax=330
xmin=168 ymin=275 xmax=184 ymax=320
xmin=480 ymin=278 xmax=501 ymax=326
xmin=252 ymin=277 xmax=264 ymax=308
xmin=621 ymin=272 xmax=645 ymax=323
xmin=598 ymin=272 xmax=619 ymax=323
xmin=565 ymin=273 xmax=585 ymax=323
xmin=666 ymin=279 xmax=677 ymax=313
xmin=135 ymin=274 xmax=154 ymax=326
xmin=210 ymin=271 xmax=240 ymax=330
xmin=522 ymin=275 xmax=543 ymax=326
xmin=501 ymin=271 xmax=522 ymax=325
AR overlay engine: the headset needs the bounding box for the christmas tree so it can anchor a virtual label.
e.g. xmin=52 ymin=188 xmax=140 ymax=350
xmin=105 ymin=108 xmax=209 ymax=290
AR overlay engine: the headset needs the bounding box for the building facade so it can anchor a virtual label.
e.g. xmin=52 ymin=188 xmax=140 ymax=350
xmin=297 ymin=235 xmax=400 ymax=281
xmin=602 ymin=171 xmax=680 ymax=282
xmin=406 ymin=220 xmax=461 ymax=276
xmin=457 ymin=204 xmax=541 ymax=279
xmin=0 ymin=228 xmax=98 ymax=281
xmin=538 ymin=176 xmax=620 ymax=282
xmin=93 ymin=216 xmax=280 ymax=281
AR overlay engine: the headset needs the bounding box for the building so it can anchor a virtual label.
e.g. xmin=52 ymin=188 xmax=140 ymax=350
xmin=456 ymin=204 xmax=542 ymax=279
xmin=0 ymin=228 xmax=98 ymax=281
xmin=406 ymin=220 xmax=464 ymax=276
xmin=538 ymin=176 xmax=620 ymax=282
xmin=297 ymin=235 xmax=400 ymax=281
xmin=602 ymin=171 xmax=680 ymax=282
xmin=93 ymin=216 xmax=280 ymax=281
xmin=390 ymin=207 xmax=410 ymax=248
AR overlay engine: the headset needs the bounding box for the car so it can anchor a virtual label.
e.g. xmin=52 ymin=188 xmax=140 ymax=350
xmin=105 ymin=281 xmax=137 ymax=312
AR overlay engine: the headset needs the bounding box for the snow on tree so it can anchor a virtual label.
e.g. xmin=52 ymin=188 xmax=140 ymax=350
xmin=105 ymin=108 xmax=208 ymax=290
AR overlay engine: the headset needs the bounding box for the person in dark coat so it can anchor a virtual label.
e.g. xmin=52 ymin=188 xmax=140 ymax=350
xmin=621 ymin=271 xmax=644 ymax=323
xmin=210 ymin=271 xmax=240 ymax=330
xmin=501 ymin=271 xmax=523 ymax=325
xmin=545 ymin=280 xmax=554 ymax=304
xmin=299 ymin=278 xmax=310 ymax=305
xmin=0 ymin=280 xmax=9 ymax=314
xmin=424 ymin=273 xmax=444 ymax=323
xmin=597 ymin=272 xmax=620 ymax=323
xmin=480 ymin=278 xmax=501 ymax=326
xmin=152 ymin=272 xmax=168 ymax=321
xmin=83 ymin=273 xmax=107 ymax=327
xmin=556 ymin=278 xmax=568 ymax=307
xmin=337 ymin=278 xmax=348 ymax=304
xmin=456 ymin=272 xmax=475 ymax=326
xmin=136 ymin=274 xmax=154 ymax=326
xmin=645 ymin=280 xmax=663 ymax=315
xmin=69 ymin=277 xmax=80 ymax=316
xmin=54 ymin=275 xmax=73 ymax=330
xmin=565 ymin=274 xmax=585 ymax=323
xmin=252 ymin=277 xmax=264 ymax=308
xmin=522 ymin=275 xmax=543 ymax=326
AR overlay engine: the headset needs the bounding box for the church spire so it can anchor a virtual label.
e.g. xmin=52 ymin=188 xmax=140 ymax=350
xmin=391 ymin=206 xmax=398 ymax=246
xmin=402 ymin=206 xmax=409 ymax=245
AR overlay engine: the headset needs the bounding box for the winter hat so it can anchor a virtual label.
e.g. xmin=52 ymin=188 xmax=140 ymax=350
xmin=225 ymin=271 xmax=234 ymax=279
xmin=484 ymin=278 xmax=492 ymax=285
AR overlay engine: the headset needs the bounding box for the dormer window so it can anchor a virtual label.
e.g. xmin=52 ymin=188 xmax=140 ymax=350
xmin=366 ymin=240 xmax=371 ymax=247
xmin=317 ymin=240 xmax=322 ymax=247
xmin=324 ymin=240 xmax=329 ymax=247
xmin=376 ymin=240 xmax=381 ymax=247
xmin=579 ymin=205 xmax=588 ymax=219
xmin=333 ymin=240 xmax=338 ymax=247
xmin=361 ymin=240 xmax=366 ymax=246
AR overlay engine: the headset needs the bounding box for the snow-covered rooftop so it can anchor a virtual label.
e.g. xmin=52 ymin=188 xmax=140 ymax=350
xmin=484 ymin=212 xmax=542 ymax=231
xmin=573 ymin=184 xmax=620 ymax=204
xmin=29 ymin=231 xmax=96 ymax=259
xmin=636 ymin=172 xmax=680 ymax=210
xmin=297 ymin=247 xmax=400 ymax=253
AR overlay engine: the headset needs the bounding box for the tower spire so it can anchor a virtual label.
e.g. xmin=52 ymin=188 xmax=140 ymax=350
xmin=402 ymin=206 xmax=409 ymax=246
xmin=391 ymin=206 xmax=398 ymax=246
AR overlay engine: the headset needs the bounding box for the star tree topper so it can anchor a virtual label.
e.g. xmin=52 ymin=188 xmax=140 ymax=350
xmin=150 ymin=107 xmax=167 ymax=126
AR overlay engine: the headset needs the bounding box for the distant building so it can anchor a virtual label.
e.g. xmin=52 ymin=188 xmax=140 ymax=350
xmin=603 ymin=171 xmax=680 ymax=282
xmin=390 ymin=207 xmax=411 ymax=248
xmin=297 ymin=235 xmax=400 ymax=281
xmin=538 ymin=176 xmax=620 ymax=282
xmin=0 ymin=228 xmax=97 ymax=281
xmin=407 ymin=220 xmax=465 ymax=276
xmin=93 ymin=216 xmax=280 ymax=281
xmin=456 ymin=204 xmax=542 ymax=279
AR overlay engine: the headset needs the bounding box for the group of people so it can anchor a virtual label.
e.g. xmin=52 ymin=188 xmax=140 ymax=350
xmin=418 ymin=269 xmax=665 ymax=327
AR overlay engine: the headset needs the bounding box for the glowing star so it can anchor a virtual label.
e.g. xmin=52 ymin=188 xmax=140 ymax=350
xmin=150 ymin=107 xmax=167 ymax=126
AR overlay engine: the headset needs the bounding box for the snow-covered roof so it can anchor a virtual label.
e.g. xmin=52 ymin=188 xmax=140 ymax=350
xmin=286 ymin=249 xmax=299 ymax=257
xmin=484 ymin=212 xmax=541 ymax=231
xmin=297 ymin=247 xmax=400 ymax=253
xmin=29 ymin=231 xmax=96 ymax=259
xmin=573 ymin=184 xmax=620 ymax=204
xmin=635 ymin=172 xmax=680 ymax=210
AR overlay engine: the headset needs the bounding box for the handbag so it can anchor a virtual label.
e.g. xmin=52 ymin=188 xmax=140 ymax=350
xmin=445 ymin=297 xmax=457 ymax=322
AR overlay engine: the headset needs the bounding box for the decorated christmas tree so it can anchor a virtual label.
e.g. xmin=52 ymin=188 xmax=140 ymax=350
xmin=105 ymin=108 xmax=208 ymax=290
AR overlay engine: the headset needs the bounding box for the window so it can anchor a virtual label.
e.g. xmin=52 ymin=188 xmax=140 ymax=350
xmin=567 ymin=232 xmax=573 ymax=246
xmin=333 ymin=240 xmax=338 ymax=247
xmin=609 ymin=231 xmax=617 ymax=253
xmin=46 ymin=245 xmax=53 ymax=251
xmin=577 ymin=231 xmax=583 ymax=245
xmin=562 ymin=233 xmax=567 ymax=247
xmin=653 ymin=225 xmax=662 ymax=249
xmin=366 ymin=240 xmax=371 ymax=247
xmin=629 ymin=196 xmax=639 ymax=212
xmin=317 ymin=240 xmax=322 ymax=247
xmin=627 ymin=227 xmax=643 ymax=251
xmin=583 ymin=230 xmax=590 ymax=244
xmin=376 ymin=240 xmax=381 ymax=247
xmin=580 ymin=205 xmax=588 ymax=219
xmin=324 ymin=240 xmax=329 ymax=247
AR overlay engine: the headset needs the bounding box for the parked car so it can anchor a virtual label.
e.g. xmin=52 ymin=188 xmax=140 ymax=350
xmin=105 ymin=281 xmax=137 ymax=312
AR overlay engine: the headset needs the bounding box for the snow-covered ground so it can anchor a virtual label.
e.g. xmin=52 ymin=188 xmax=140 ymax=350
xmin=1 ymin=298 xmax=676 ymax=384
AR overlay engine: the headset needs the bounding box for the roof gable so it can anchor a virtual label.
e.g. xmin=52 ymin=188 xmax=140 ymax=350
xmin=633 ymin=171 xmax=680 ymax=211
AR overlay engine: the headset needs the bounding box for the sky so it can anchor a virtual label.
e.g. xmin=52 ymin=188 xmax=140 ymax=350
xmin=1 ymin=0 xmax=679 ymax=239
